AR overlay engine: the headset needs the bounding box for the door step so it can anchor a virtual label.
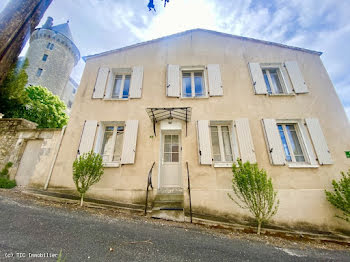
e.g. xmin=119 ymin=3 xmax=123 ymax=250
xmin=151 ymin=190 xmax=184 ymax=222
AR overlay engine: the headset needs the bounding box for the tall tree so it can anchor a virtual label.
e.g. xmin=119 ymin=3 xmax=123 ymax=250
xmin=0 ymin=58 xmax=29 ymax=116
xmin=0 ymin=0 xmax=53 ymax=85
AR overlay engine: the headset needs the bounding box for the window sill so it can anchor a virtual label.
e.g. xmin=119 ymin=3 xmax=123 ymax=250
xmin=213 ymin=162 xmax=234 ymax=168
xmin=180 ymin=96 xmax=208 ymax=99
xmin=103 ymin=97 xmax=129 ymax=101
xmin=103 ymin=162 xmax=120 ymax=168
xmin=287 ymin=163 xmax=319 ymax=169
xmin=267 ymin=93 xmax=295 ymax=97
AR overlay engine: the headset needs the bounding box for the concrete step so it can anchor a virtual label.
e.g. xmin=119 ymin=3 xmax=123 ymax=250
xmin=151 ymin=209 xmax=184 ymax=222
xmin=153 ymin=200 xmax=184 ymax=209
xmin=154 ymin=194 xmax=184 ymax=202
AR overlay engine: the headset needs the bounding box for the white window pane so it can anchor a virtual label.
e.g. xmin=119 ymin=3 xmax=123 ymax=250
xmin=164 ymin=153 xmax=171 ymax=162
xmin=221 ymin=126 xmax=233 ymax=162
xmin=101 ymin=128 xmax=114 ymax=161
xmin=182 ymin=72 xmax=192 ymax=97
xmin=270 ymin=69 xmax=283 ymax=94
xmin=164 ymin=144 xmax=171 ymax=152
xmin=113 ymin=75 xmax=122 ymax=98
xmin=210 ymin=126 xmax=221 ymax=161
xmin=112 ymin=126 xmax=124 ymax=161
xmin=194 ymin=72 xmax=204 ymax=97
xmin=286 ymin=125 xmax=305 ymax=162
xmin=262 ymin=70 xmax=272 ymax=94
xmin=122 ymin=75 xmax=131 ymax=98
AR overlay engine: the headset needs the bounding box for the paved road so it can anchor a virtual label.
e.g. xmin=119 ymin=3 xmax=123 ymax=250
xmin=0 ymin=193 xmax=349 ymax=262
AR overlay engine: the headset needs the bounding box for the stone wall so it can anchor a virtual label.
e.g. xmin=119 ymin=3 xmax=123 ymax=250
xmin=0 ymin=118 xmax=63 ymax=188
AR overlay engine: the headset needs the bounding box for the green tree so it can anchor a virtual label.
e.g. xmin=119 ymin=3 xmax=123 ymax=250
xmin=15 ymin=85 xmax=68 ymax=128
xmin=73 ymin=151 xmax=104 ymax=207
xmin=325 ymin=169 xmax=350 ymax=223
xmin=0 ymin=59 xmax=29 ymax=117
xmin=228 ymin=160 xmax=279 ymax=234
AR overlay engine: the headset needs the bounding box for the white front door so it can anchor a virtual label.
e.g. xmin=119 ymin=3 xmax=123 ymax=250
xmin=159 ymin=132 xmax=181 ymax=188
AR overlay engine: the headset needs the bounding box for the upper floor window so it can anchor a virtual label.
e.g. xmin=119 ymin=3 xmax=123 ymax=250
xmin=42 ymin=54 xmax=48 ymax=61
xmin=182 ymin=70 xmax=205 ymax=98
xmin=36 ymin=68 xmax=43 ymax=77
xmin=112 ymin=74 xmax=131 ymax=99
xmin=46 ymin=42 xmax=54 ymax=50
xmin=249 ymin=61 xmax=309 ymax=95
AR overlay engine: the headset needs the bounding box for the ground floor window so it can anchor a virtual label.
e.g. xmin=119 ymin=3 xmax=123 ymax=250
xmin=210 ymin=125 xmax=233 ymax=162
xmin=277 ymin=123 xmax=305 ymax=162
xmin=100 ymin=124 xmax=124 ymax=163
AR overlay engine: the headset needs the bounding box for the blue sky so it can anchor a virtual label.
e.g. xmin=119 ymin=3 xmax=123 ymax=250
xmin=1 ymin=0 xmax=349 ymax=119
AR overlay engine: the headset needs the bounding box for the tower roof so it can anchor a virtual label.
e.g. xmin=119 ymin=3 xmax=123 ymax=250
xmin=51 ymin=22 xmax=74 ymax=42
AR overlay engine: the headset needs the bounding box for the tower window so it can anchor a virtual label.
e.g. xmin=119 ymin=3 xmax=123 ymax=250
xmin=46 ymin=42 xmax=54 ymax=50
xmin=36 ymin=68 xmax=43 ymax=77
xmin=42 ymin=54 xmax=48 ymax=61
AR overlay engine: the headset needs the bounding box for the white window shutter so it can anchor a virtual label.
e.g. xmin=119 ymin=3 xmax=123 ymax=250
xmin=93 ymin=67 xmax=109 ymax=98
xmin=130 ymin=66 xmax=144 ymax=98
xmin=207 ymin=64 xmax=223 ymax=96
xmin=78 ymin=120 xmax=98 ymax=155
xmin=248 ymin=63 xmax=267 ymax=94
xmin=305 ymin=118 xmax=332 ymax=165
xmin=121 ymin=120 xmax=139 ymax=164
xmin=166 ymin=64 xmax=180 ymax=97
xmin=262 ymin=119 xmax=285 ymax=165
xmin=197 ymin=120 xmax=212 ymax=165
xmin=104 ymin=70 xmax=114 ymax=98
xmin=235 ymin=118 xmax=256 ymax=163
xmin=285 ymin=61 xmax=308 ymax=93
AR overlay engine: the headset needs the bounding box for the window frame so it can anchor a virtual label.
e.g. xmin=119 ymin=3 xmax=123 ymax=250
xmin=105 ymin=68 xmax=132 ymax=100
xmin=276 ymin=119 xmax=313 ymax=166
xmin=209 ymin=121 xmax=237 ymax=165
xmin=180 ymin=66 xmax=208 ymax=99
xmin=95 ymin=121 xmax=125 ymax=167
xmin=260 ymin=63 xmax=292 ymax=95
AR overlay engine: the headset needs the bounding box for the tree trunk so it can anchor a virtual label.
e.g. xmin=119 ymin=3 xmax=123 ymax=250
xmin=80 ymin=193 xmax=84 ymax=207
xmin=257 ymin=221 xmax=262 ymax=235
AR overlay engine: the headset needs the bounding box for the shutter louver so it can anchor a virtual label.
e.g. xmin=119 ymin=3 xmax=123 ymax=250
xmin=207 ymin=64 xmax=223 ymax=96
xmin=262 ymin=119 xmax=285 ymax=165
xmin=121 ymin=120 xmax=139 ymax=164
xmin=130 ymin=66 xmax=144 ymax=98
xmin=166 ymin=64 xmax=180 ymax=97
xmin=285 ymin=61 xmax=308 ymax=93
xmin=235 ymin=118 xmax=256 ymax=163
xmin=197 ymin=120 xmax=212 ymax=165
xmin=78 ymin=120 xmax=98 ymax=155
xmin=248 ymin=63 xmax=267 ymax=94
xmin=93 ymin=67 xmax=109 ymax=98
xmin=305 ymin=118 xmax=332 ymax=165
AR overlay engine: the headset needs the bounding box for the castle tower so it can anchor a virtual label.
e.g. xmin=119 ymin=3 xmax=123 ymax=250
xmin=25 ymin=17 xmax=80 ymax=107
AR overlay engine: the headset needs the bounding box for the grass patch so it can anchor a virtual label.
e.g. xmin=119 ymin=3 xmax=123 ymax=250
xmin=0 ymin=177 xmax=16 ymax=189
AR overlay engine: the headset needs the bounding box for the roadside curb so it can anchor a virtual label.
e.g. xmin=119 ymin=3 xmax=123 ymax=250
xmin=20 ymin=188 xmax=350 ymax=246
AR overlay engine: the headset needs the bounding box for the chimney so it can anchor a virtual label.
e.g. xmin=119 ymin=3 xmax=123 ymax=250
xmin=42 ymin=16 xmax=53 ymax=29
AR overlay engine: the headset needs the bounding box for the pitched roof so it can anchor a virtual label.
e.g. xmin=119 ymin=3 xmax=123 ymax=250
xmin=83 ymin=28 xmax=322 ymax=61
xmin=51 ymin=22 xmax=74 ymax=42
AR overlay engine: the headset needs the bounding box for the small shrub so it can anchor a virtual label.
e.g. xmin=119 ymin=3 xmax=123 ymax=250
xmin=325 ymin=169 xmax=350 ymax=223
xmin=0 ymin=177 xmax=16 ymax=189
xmin=73 ymin=151 xmax=104 ymax=206
xmin=228 ymin=160 xmax=279 ymax=234
xmin=0 ymin=162 xmax=13 ymax=179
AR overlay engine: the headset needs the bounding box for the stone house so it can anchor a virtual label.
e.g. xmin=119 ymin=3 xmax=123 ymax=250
xmin=39 ymin=29 xmax=349 ymax=232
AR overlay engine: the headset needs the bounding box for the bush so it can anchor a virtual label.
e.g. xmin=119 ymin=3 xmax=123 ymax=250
xmin=73 ymin=151 xmax=104 ymax=206
xmin=0 ymin=162 xmax=13 ymax=179
xmin=325 ymin=169 xmax=350 ymax=223
xmin=0 ymin=177 xmax=16 ymax=189
xmin=228 ymin=160 xmax=279 ymax=234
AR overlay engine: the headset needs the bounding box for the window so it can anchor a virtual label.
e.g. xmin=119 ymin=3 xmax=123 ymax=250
xmin=46 ymin=42 xmax=54 ymax=50
xmin=112 ymin=74 xmax=131 ymax=99
xmin=42 ymin=54 xmax=48 ymax=61
xmin=36 ymin=68 xmax=43 ymax=77
xmin=261 ymin=66 xmax=287 ymax=94
xmin=277 ymin=123 xmax=306 ymax=162
xmin=210 ymin=125 xmax=233 ymax=162
xmin=182 ymin=70 xmax=205 ymax=97
xmin=163 ymin=135 xmax=179 ymax=162
xmin=100 ymin=124 xmax=124 ymax=163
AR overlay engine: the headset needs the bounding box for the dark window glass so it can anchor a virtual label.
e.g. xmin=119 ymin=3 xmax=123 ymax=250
xmin=42 ymin=54 xmax=48 ymax=61
xmin=36 ymin=68 xmax=43 ymax=77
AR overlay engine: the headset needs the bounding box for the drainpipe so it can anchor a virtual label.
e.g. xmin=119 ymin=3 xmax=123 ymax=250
xmin=44 ymin=125 xmax=66 ymax=190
